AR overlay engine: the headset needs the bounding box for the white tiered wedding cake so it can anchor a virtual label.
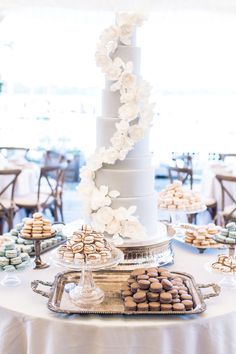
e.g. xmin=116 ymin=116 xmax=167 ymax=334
xmin=78 ymin=13 xmax=161 ymax=245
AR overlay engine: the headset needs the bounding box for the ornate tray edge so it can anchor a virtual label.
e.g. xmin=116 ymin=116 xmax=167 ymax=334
xmin=32 ymin=270 xmax=220 ymax=316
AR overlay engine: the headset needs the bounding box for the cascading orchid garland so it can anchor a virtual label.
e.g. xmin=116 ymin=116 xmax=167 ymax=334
xmin=78 ymin=13 xmax=155 ymax=240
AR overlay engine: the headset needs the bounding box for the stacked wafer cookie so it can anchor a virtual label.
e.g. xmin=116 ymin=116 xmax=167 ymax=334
xmin=57 ymin=225 xmax=113 ymax=263
xmin=20 ymin=213 xmax=54 ymax=239
xmin=157 ymin=181 xmax=205 ymax=211
xmin=0 ymin=237 xmax=30 ymax=271
xmin=184 ymin=223 xmax=219 ymax=247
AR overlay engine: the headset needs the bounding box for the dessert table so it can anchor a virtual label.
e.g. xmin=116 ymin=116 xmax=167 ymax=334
xmin=0 ymin=238 xmax=235 ymax=354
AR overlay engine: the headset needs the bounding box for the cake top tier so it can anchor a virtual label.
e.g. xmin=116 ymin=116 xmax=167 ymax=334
xmin=95 ymin=13 xmax=146 ymax=79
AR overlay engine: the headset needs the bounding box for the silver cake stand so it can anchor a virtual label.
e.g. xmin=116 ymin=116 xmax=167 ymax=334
xmin=116 ymin=222 xmax=174 ymax=270
xmin=62 ymin=220 xmax=174 ymax=270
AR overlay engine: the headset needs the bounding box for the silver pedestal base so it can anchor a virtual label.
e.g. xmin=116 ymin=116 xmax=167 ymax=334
xmin=116 ymin=237 xmax=174 ymax=271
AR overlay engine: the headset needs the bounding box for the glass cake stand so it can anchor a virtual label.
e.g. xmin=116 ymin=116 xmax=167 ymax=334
xmin=158 ymin=206 xmax=206 ymax=227
xmin=0 ymin=259 xmax=32 ymax=287
xmin=53 ymin=247 xmax=124 ymax=308
xmin=205 ymin=236 xmax=236 ymax=288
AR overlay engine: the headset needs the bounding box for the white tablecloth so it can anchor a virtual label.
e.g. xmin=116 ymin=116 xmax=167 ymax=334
xmin=200 ymin=162 xmax=236 ymax=209
xmin=0 ymin=163 xmax=39 ymax=198
xmin=0 ymin=239 xmax=235 ymax=354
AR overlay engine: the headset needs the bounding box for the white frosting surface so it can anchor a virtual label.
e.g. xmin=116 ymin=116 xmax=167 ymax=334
xmin=96 ymin=167 xmax=155 ymax=198
xmin=102 ymin=89 xmax=120 ymax=118
xmin=111 ymin=193 xmax=158 ymax=236
xmin=103 ymin=155 xmax=152 ymax=170
xmin=113 ymin=45 xmax=141 ymax=75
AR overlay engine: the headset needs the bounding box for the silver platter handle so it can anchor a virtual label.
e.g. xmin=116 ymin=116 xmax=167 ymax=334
xmin=31 ymin=280 xmax=53 ymax=298
xmin=197 ymin=283 xmax=221 ymax=299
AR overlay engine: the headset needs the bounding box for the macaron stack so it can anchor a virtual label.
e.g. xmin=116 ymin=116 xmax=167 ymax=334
xmin=184 ymin=223 xmax=219 ymax=247
xmin=57 ymin=225 xmax=113 ymax=263
xmin=0 ymin=237 xmax=30 ymax=272
xmin=157 ymin=181 xmax=204 ymax=212
xmin=20 ymin=213 xmax=54 ymax=239
xmin=214 ymin=222 xmax=236 ymax=244
xmin=7 ymin=221 xmax=66 ymax=255
xmin=121 ymin=267 xmax=194 ymax=312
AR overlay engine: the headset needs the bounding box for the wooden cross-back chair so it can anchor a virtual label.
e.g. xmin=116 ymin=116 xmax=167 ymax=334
xmin=172 ymin=153 xmax=193 ymax=169
xmin=44 ymin=150 xmax=66 ymax=166
xmin=0 ymin=169 xmax=21 ymax=233
xmin=168 ymin=166 xmax=193 ymax=189
xmin=0 ymin=147 xmax=29 ymax=160
xmin=219 ymin=153 xmax=236 ymax=162
xmin=215 ymin=174 xmax=236 ymax=225
xmin=15 ymin=165 xmax=65 ymax=222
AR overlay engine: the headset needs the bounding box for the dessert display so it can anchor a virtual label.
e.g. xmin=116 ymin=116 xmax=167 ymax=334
xmin=121 ymin=267 xmax=194 ymax=312
xmin=209 ymin=222 xmax=236 ymax=282
xmin=0 ymin=237 xmax=30 ymax=272
xmin=54 ymin=225 xmax=124 ymax=307
xmin=32 ymin=269 xmax=221 ymax=315
xmin=57 ymin=225 xmax=113 ymax=264
xmin=17 ymin=213 xmax=63 ymax=270
xmin=20 ymin=213 xmax=55 ymax=239
xmin=212 ymin=254 xmax=236 ymax=273
xmin=78 ymin=13 xmax=160 ymax=245
xmin=157 ymin=181 xmax=205 ymax=212
xmin=214 ymin=222 xmax=236 ymax=244
xmin=7 ymin=223 xmax=66 ymax=255
xmin=184 ymin=223 xmax=220 ymax=247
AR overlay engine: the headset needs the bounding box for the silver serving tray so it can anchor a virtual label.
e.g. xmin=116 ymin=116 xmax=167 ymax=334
xmin=31 ymin=270 xmax=220 ymax=315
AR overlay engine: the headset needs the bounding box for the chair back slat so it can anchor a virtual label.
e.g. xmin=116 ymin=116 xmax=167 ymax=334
xmin=37 ymin=165 xmax=65 ymax=207
xmin=0 ymin=169 xmax=21 ymax=208
xmin=168 ymin=166 xmax=193 ymax=189
xmin=0 ymin=147 xmax=29 ymax=159
xmin=215 ymin=174 xmax=236 ymax=220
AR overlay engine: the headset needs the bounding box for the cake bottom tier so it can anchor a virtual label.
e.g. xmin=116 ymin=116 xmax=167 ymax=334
xmin=111 ymin=193 xmax=158 ymax=237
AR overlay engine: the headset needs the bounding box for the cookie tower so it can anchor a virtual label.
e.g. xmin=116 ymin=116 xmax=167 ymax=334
xmin=78 ymin=13 xmax=159 ymax=245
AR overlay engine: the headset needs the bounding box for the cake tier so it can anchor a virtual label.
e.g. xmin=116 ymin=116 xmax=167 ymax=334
xmin=103 ymin=154 xmax=152 ymax=170
xmin=95 ymin=167 xmax=155 ymax=198
xmin=111 ymin=193 xmax=158 ymax=236
xmin=102 ymin=90 xmax=120 ymax=118
xmin=96 ymin=117 xmax=149 ymax=157
xmin=113 ymin=45 xmax=141 ymax=75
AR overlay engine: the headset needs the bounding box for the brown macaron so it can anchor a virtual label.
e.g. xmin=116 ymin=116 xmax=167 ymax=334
xmin=181 ymin=294 xmax=192 ymax=301
xmin=130 ymin=282 xmax=140 ymax=293
xmin=161 ymin=279 xmax=173 ymax=290
xmin=161 ymin=303 xmax=172 ymax=311
xmin=149 ymin=302 xmax=161 ymax=311
xmin=138 ymin=280 xmax=151 ymax=290
xmin=182 ymin=299 xmax=194 ymax=310
xmin=147 ymin=292 xmax=159 ymax=302
xmin=172 ymin=303 xmax=185 ymax=311
xmin=137 ymin=274 xmax=150 ymax=281
xmin=150 ymin=282 xmax=163 ymax=293
xmin=130 ymin=268 xmax=146 ymax=278
xmin=133 ymin=291 xmax=147 ymax=303
xmin=124 ymin=300 xmax=137 ymax=311
xmin=137 ymin=302 xmax=149 ymax=311
xmin=168 ymin=288 xmax=178 ymax=297
xmin=122 ymin=290 xmax=133 ymax=298
xmin=149 ymin=277 xmax=159 ymax=283
xmin=160 ymin=292 xmax=172 ymax=304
